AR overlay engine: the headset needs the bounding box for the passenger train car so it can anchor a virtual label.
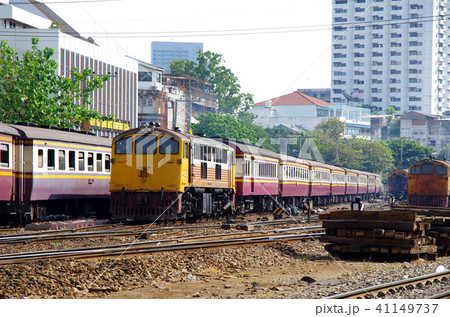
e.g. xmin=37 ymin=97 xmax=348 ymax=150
xmin=0 ymin=123 xmax=111 ymax=224
xmin=387 ymin=169 xmax=408 ymax=200
xmin=110 ymin=124 xmax=382 ymax=222
xmin=408 ymin=158 xmax=450 ymax=207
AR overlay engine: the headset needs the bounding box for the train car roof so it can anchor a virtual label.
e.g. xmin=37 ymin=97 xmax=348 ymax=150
xmin=8 ymin=123 xmax=111 ymax=147
xmin=220 ymin=139 xmax=281 ymax=160
xmin=279 ymin=155 xmax=311 ymax=167
xmin=388 ymin=169 xmax=408 ymax=177
xmin=0 ymin=122 xmax=21 ymax=136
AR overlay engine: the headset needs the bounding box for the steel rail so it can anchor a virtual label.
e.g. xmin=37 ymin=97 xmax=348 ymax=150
xmin=0 ymin=231 xmax=324 ymax=264
xmin=0 ymin=218 xmax=320 ymax=245
xmin=425 ymin=290 xmax=450 ymax=299
xmin=323 ymin=270 xmax=450 ymax=299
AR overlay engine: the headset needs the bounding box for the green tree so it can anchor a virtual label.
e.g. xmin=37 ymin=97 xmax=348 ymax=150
xmin=0 ymin=38 xmax=109 ymax=129
xmin=385 ymin=138 xmax=433 ymax=169
xmin=169 ymin=50 xmax=254 ymax=114
xmin=385 ymin=106 xmax=396 ymax=115
xmin=191 ymin=112 xmax=268 ymax=146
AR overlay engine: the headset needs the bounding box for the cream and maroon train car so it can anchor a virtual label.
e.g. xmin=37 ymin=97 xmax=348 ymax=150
xmin=1 ymin=123 xmax=111 ymax=224
xmin=278 ymin=156 xmax=311 ymax=208
xmin=221 ymin=140 xmax=279 ymax=213
xmin=110 ymin=125 xmax=235 ymax=221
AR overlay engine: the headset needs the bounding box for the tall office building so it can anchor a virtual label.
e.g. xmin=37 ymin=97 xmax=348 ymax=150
xmin=331 ymin=0 xmax=449 ymax=115
xmin=151 ymin=41 xmax=203 ymax=73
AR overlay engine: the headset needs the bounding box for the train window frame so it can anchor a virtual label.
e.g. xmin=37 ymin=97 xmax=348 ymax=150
xmin=87 ymin=152 xmax=94 ymax=171
xmin=96 ymin=153 xmax=102 ymax=172
xmin=215 ymin=164 xmax=222 ymax=180
xmin=183 ymin=143 xmax=189 ymax=159
xmin=135 ymin=134 xmax=157 ymax=154
xmin=78 ymin=152 xmax=85 ymax=171
xmin=115 ymin=136 xmax=133 ymax=154
xmin=201 ymin=162 xmax=208 ymax=179
xmin=105 ymin=154 xmax=111 ymax=172
xmin=58 ymin=150 xmax=65 ymax=170
xmin=436 ymin=165 xmax=447 ymax=175
xmin=410 ymin=165 xmax=420 ymax=175
xmin=37 ymin=149 xmax=43 ymax=168
xmin=0 ymin=143 xmax=9 ymax=167
xmin=422 ymin=164 xmax=434 ymax=175
xmin=68 ymin=151 xmax=75 ymax=170
xmin=48 ymin=149 xmax=55 ymax=170
xmin=159 ymin=136 xmax=179 ymax=155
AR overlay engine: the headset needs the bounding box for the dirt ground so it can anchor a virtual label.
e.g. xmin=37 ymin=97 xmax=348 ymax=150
xmin=104 ymin=257 xmax=387 ymax=299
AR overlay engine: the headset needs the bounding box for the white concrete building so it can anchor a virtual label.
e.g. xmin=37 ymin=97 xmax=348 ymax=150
xmin=331 ymin=0 xmax=449 ymax=116
xmin=0 ymin=1 xmax=138 ymax=137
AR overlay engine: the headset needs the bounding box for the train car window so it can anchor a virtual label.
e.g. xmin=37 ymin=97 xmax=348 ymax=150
xmin=0 ymin=143 xmax=9 ymax=167
xmin=37 ymin=149 xmax=43 ymax=168
xmin=135 ymin=135 xmax=157 ymax=154
xmin=105 ymin=154 xmax=111 ymax=172
xmin=436 ymin=165 xmax=447 ymax=175
xmin=160 ymin=136 xmax=179 ymax=154
xmin=215 ymin=164 xmax=222 ymax=180
xmin=48 ymin=149 xmax=55 ymax=169
xmin=59 ymin=150 xmax=65 ymax=170
xmin=201 ymin=162 xmax=207 ymax=179
xmin=69 ymin=151 xmax=75 ymax=170
xmin=87 ymin=152 xmax=94 ymax=171
xmin=422 ymin=164 xmax=434 ymax=175
xmin=78 ymin=152 xmax=85 ymax=171
xmin=115 ymin=136 xmax=133 ymax=154
xmin=96 ymin=153 xmax=102 ymax=172
xmin=410 ymin=165 xmax=420 ymax=174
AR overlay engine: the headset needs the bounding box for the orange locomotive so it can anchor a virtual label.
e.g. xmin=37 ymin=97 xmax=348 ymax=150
xmin=408 ymin=158 xmax=450 ymax=207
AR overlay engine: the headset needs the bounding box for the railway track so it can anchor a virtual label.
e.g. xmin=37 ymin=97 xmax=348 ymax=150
xmin=0 ymin=226 xmax=324 ymax=264
xmin=323 ymin=270 xmax=450 ymax=299
xmin=0 ymin=216 xmax=318 ymax=245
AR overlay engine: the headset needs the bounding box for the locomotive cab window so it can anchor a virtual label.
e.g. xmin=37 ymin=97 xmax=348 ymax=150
xmin=0 ymin=143 xmax=9 ymax=167
xmin=115 ymin=136 xmax=133 ymax=154
xmin=436 ymin=165 xmax=447 ymax=175
xmin=411 ymin=165 xmax=420 ymax=175
xmin=160 ymin=136 xmax=179 ymax=154
xmin=422 ymin=164 xmax=434 ymax=175
xmin=135 ymin=135 xmax=157 ymax=154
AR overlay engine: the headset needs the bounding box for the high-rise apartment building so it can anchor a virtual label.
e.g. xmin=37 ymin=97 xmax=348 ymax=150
xmin=331 ymin=0 xmax=448 ymax=115
xmin=151 ymin=41 xmax=203 ymax=73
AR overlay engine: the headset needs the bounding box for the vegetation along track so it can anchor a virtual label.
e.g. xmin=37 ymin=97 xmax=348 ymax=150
xmin=324 ymin=270 xmax=450 ymax=299
xmin=0 ymin=226 xmax=324 ymax=264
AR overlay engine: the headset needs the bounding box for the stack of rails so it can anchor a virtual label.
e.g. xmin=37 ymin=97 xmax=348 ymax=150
xmin=319 ymin=210 xmax=437 ymax=259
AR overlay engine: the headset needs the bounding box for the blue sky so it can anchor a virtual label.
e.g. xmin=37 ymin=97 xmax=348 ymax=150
xmin=45 ymin=0 xmax=332 ymax=103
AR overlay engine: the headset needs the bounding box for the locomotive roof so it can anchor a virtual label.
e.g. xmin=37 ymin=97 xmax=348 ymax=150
xmin=8 ymin=123 xmax=111 ymax=147
xmin=114 ymin=126 xmax=233 ymax=150
xmin=0 ymin=122 xmax=21 ymax=136
xmin=410 ymin=158 xmax=450 ymax=167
